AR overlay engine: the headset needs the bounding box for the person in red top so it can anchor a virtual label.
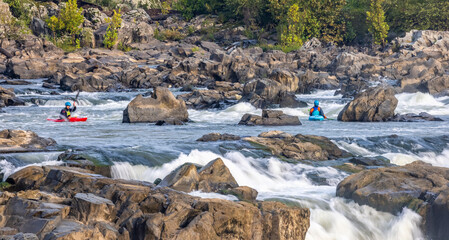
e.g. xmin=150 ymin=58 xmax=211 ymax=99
xmin=309 ymin=100 xmax=327 ymax=119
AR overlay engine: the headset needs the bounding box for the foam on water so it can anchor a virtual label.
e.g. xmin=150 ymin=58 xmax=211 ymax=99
xmin=111 ymin=149 xmax=424 ymax=240
xmin=188 ymin=102 xmax=261 ymax=123
xmin=334 ymin=141 xmax=375 ymax=156
xmin=396 ymin=92 xmax=449 ymax=115
xmin=0 ymin=159 xmax=62 ymax=181
xmin=382 ymin=147 xmax=449 ymax=168
xmin=189 ymin=191 xmax=239 ymax=201
xmin=296 ymin=90 xmax=343 ymax=99
xmin=306 ymin=200 xmax=424 ymax=240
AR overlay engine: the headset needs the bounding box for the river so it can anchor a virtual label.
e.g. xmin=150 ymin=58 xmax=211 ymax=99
xmin=2 ymin=79 xmax=449 ymax=239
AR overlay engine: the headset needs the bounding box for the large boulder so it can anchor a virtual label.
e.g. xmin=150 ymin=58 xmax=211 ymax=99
xmin=337 ymin=161 xmax=449 ymax=240
xmin=242 ymin=79 xmax=306 ymax=109
xmin=338 ymin=86 xmax=398 ymax=122
xmin=178 ymin=89 xmax=242 ymax=110
xmin=1 ymin=165 xmax=310 ymax=240
xmin=239 ymin=110 xmax=302 ymax=126
xmin=0 ymin=86 xmax=24 ymax=108
xmin=0 ymin=129 xmax=56 ymax=153
xmin=123 ymin=87 xmax=189 ymax=123
xmin=159 ymin=158 xmax=239 ymax=193
xmin=243 ymin=131 xmax=349 ymax=161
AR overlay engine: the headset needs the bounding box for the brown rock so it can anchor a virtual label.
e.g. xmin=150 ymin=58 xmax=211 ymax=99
xmin=227 ymin=186 xmax=258 ymax=202
xmin=244 ymin=131 xmax=348 ymax=161
xmin=0 ymin=129 xmax=56 ymax=154
xmin=260 ymin=201 xmax=310 ymax=240
xmin=338 ymin=86 xmax=398 ymax=122
xmin=70 ymin=193 xmax=116 ymax=223
xmin=198 ymin=158 xmax=239 ymax=192
xmin=123 ymin=87 xmax=189 ymax=123
xmin=0 ymin=86 xmax=24 ymax=108
xmin=1 ymin=165 xmax=310 ymax=240
xmin=239 ymin=110 xmax=302 ymax=126
xmin=158 ymin=164 xmax=200 ymax=192
xmin=196 ymin=133 xmax=241 ymax=142
xmin=336 ymin=161 xmax=449 ymax=240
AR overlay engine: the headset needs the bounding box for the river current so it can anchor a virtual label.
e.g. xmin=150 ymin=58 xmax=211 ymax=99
xmin=3 ymin=79 xmax=449 ymax=239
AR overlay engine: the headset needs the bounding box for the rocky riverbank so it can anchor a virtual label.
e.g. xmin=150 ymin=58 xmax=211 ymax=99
xmin=0 ymin=159 xmax=310 ymax=240
xmin=1 ymin=0 xmax=449 ymax=116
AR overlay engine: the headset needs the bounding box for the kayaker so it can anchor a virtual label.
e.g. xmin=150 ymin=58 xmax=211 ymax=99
xmin=309 ymin=100 xmax=327 ymax=119
xmin=60 ymin=101 xmax=76 ymax=120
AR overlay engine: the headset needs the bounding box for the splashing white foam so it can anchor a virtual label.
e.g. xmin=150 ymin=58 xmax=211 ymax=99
xmin=111 ymin=149 xmax=424 ymax=240
xmin=0 ymin=159 xmax=62 ymax=181
xmin=188 ymin=102 xmax=260 ymax=123
xmin=395 ymin=92 xmax=449 ymax=115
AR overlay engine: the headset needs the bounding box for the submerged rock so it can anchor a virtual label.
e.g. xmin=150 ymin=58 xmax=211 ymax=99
xmin=1 ymin=165 xmax=310 ymax=240
xmin=388 ymin=112 xmax=443 ymax=122
xmin=123 ymin=87 xmax=189 ymax=123
xmin=338 ymin=86 xmax=398 ymax=122
xmin=243 ymin=131 xmax=349 ymax=161
xmin=239 ymin=110 xmax=301 ymax=126
xmin=337 ymin=161 xmax=449 ymax=240
xmin=197 ymin=133 xmax=241 ymax=142
xmin=0 ymin=129 xmax=56 ymax=153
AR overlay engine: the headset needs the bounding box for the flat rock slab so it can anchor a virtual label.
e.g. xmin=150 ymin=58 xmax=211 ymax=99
xmin=243 ymin=131 xmax=349 ymax=161
xmin=239 ymin=110 xmax=301 ymax=126
xmin=0 ymin=129 xmax=56 ymax=153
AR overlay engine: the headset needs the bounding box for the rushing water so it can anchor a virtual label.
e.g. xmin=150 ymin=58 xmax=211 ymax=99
xmin=2 ymin=79 xmax=449 ymax=239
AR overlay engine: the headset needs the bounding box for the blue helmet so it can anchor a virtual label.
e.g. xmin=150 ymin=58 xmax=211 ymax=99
xmin=314 ymin=100 xmax=319 ymax=106
xmin=65 ymin=102 xmax=71 ymax=106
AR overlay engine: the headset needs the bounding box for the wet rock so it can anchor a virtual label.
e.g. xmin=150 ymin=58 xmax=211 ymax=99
xmin=70 ymin=193 xmax=116 ymax=223
xmin=1 ymin=165 xmax=310 ymax=240
xmin=388 ymin=112 xmax=443 ymax=122
xmin=158 ymin=164 xmax=200 ymax=192
xmin=243 ymin=131 xmax=349 ymax=161
xmin=242 ymin=79 xmax=307 ymax=109
xmin=178 ymin=89 xmax=241 ymax=110
xmin=268 ymin=69 xmax=299 ymax=92
xmin=57 ymin=151 xmax=111 ymax=178
xmin=155 ymin=118 xmax=185 ymax=125
xmin=338 ymin=86 xmax=398 ymax=122
xmin=196 ymin=133 xmax=241 ymax=142
xmin=159 ymin=158 xmax=240 ymax=194
xmin=239 ymin=110 xmax=301 ymax=126
xmin=225 ymin=186 xmax=258 ymax=202
xmin=197 ymin=158 xmax=239 ymax=192
xmin=0 ymin=80 xmax=32 ymax=85
xmin=337 ymin=161 xmax=449 ymax=240
xmin=259 ymin=201 xmax=310 ymax=240
xmin=0 ymin=129 xmax=56 ymax=153
xmin=348 ymin=156 xmax=393 ymax=167
xmin=0 ymin=87 xmax=25 ymax=107
xmin=123 ymin=87 xmax=189 ymax=123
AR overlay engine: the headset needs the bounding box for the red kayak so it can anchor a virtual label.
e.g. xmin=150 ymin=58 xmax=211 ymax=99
xmin=47 ymin=117 xmax=88 ymax=122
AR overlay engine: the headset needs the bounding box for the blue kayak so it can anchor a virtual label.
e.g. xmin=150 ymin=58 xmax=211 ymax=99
xmin=309 ymin=115 xmax=325 ymax=121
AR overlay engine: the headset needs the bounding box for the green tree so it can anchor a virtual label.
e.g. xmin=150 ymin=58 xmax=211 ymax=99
xmin=366 ymin=0 xmax=389 ymax=46
xmin=46 ymin=16 xmax=63 ymax=42
xmin=269 ymin=0 xmax=346 ymax=43
xmin=59 ymin=0 xmax=84 ymax=43
xmin=103 ymin=9 xmax=122 ymax=49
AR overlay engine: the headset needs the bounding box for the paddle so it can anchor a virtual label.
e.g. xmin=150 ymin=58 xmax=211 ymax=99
xmin=70 ymin=90 xmax=80 ymax=105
